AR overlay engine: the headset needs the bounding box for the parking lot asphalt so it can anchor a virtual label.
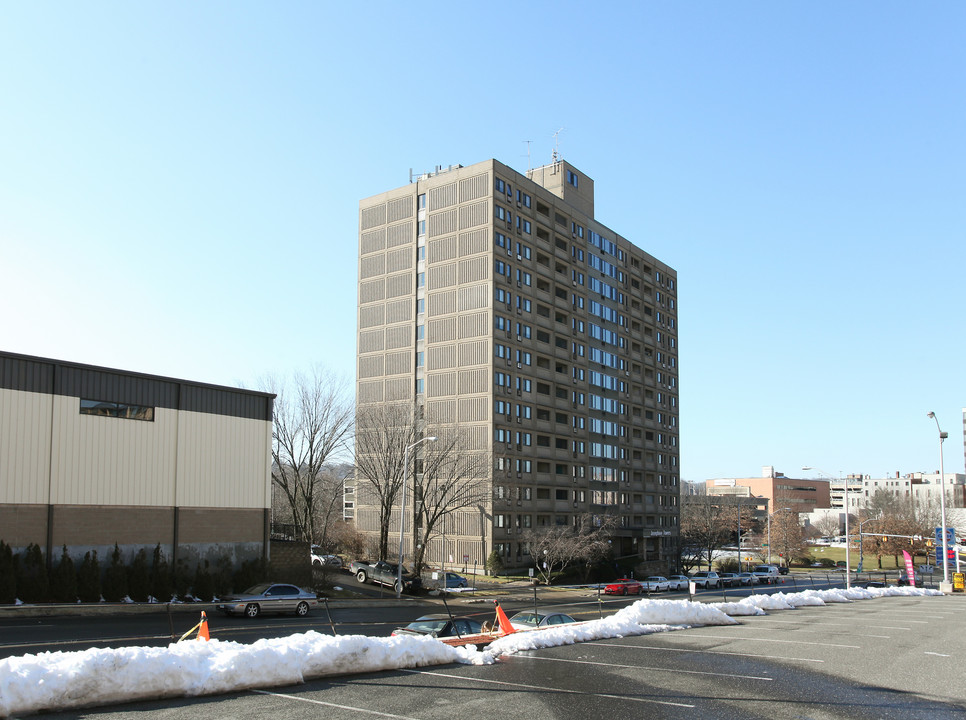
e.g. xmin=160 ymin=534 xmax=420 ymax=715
xmin=22 ymin=592 xmax=966 ymax=720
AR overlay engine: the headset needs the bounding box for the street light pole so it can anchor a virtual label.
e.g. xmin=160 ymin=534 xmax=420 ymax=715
xmin=927 ymin=412 xmax=951 ymax=591
xmin=397 ymin=435 xmax=437 ymax=599
xmin=804 ymin=466 xmax=850 ymax=590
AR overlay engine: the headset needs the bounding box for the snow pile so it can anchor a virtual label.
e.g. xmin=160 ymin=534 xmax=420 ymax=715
xmin=0 ymin=632 xmax=488 ymax=717
xmin=708 ymin=599 xmax=767 ymax=616
xmin=0 ymin=586 xmax=943 ymax=717
xmin=487 ymin=598 xmax=737 ymax=656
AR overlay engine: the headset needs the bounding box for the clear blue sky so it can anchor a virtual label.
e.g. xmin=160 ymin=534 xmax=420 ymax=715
xmin=2 ymin=3 xmax=963 ymax=482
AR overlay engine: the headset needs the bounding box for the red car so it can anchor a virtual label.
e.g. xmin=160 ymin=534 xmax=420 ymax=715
xmin=604 ymin=578 xmax=643 ymax=595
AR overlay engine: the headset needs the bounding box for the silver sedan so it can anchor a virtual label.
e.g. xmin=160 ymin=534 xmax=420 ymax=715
xmin=217 ymin=583 xmax=319 ymax=618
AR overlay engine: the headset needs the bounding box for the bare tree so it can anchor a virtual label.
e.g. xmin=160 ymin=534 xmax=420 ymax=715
xmin=269 ymin=367 xmax=353 ymax=544
xmin=859 ymin=491 xmax=940 ymax=568
xmin=813 ymin=511 xmax=840 ymax=538
xmin=353 ymin=403 xmax=419 ymax=561
xmin=354 ymin=404 xmax=493 ymax=568
xmin=523 ymin=514 xmax=617 ymax=585
xmin=769 ymin=508 xmax=806 ymax=566
xmin=410 ymin=428 xmax=491 ymax=574
xmin=679 ymin=495 xmax=739 ymax=571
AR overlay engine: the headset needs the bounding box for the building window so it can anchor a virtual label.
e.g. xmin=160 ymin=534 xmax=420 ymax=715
xmin=417 ymin=220 xmax=426 ymax=236
xmin=416 ymin=351 xmax=425 ymax=367
xmin=416 ymin=298 xmax=425 ymax=314
xmin=418 ymin=193 xmax=426 ymax=210
xmin=80 ymin=399 xmax=154 ymax=422
xmin=417 ymin=272 xmax=426 ymax=287
xmin=567 ymin=170 xmax=578 ymax=187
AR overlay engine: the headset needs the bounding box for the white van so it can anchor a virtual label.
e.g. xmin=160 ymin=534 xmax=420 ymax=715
xmin=752 ymin=565 xmax=780 ymax=584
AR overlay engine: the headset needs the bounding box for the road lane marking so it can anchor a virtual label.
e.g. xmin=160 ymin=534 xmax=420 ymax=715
xmin=687 ymin=633 xmax=861 ymax=648
xmin=517 ymin=654 xmax=773 ymax=681
xmin=402 ymin=669 xmax=696 ymax=708
xmin=1 ymin=634 xmax=174 ymax=651
xmin=585 ymin=641 xmax=824 ymax=663
xmin=924 ymin=652 xmax=951 ymax=657
xmin=252 ymin=689 xmax=422 ymax=719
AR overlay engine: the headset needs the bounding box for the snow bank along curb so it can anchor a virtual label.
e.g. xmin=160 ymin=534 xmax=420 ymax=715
xmin=0 ymin=586 xmax=942 ymax=717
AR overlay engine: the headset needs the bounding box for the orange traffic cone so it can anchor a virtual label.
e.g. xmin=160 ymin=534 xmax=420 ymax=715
xmin=494 ymin=602 xmax=516 ymax=635
xmin=197 ymin=611 xmax=210 ymax=641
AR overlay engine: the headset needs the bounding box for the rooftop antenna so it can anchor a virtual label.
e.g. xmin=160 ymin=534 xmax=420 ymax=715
xmin=524 ymin=140 xmax=532 ymax=173
xmin=552 ymin=127 xmax=564 ymax=164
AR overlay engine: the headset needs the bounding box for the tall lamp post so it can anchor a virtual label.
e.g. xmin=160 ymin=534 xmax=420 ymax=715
xmin=803 ymin=466 xmax=850 ymax=590
xmin=398 ymin=435 xmax=437 ymax=598
xmin=926 ymin=412 xmax=951 ymax=592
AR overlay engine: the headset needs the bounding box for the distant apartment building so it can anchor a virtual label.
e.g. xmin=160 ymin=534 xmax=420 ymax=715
xmin=827 ymin=475 xmax=865 ymax=514
xmin=355 ymin=158 xmax=679 ymax=571
xmin=848 ymin=472 xmax=966 ymax=509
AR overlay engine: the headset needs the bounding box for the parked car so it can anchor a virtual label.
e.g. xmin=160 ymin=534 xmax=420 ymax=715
xmin=752 ymin=565 xmax=780 ymax=584
xmin=642 ymin=576 xmax=670 ymax=592
xmin=718 ymin=572 xmax=739 ymax=587
xmin=217 ymin=583 xmax=318 ymax=618
xmin=427 ymin=571 xmax=468 ymax=589
xmin=311 ymin=546 xmax=343 ymax=569
xmin=509 ymin=611 xmax=577 ymax=630
xmin=689 ymin=571 xmax=721 ymax=589
xmin=737 ymin=572 xmax=756 ymax=585
xmin=351 ymin=560 xmax=422 ymax=594
xmin=391 ymin=614 xmax=483 ymax=638
xmin=666 ymin=575 xmax=690 ymax=591
xmin=778 ymin=565 xmax=789 ymax=575
xmin=604 ymin=578 xmax=643 ymax=595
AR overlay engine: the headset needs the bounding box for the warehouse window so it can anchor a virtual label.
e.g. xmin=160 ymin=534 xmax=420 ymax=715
xmin=79 ymin=399 xmax=154 ymax=422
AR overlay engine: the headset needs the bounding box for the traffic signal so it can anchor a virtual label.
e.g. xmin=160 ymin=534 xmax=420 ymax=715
xmin=926 ymin=539 xmax=934 ymax=548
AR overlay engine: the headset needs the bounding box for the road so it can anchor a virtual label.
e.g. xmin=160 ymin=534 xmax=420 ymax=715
xmin=10 ymin=591 xmax=965 ymax=719
xmin=0 ymin=571 xmax=860 ymax=661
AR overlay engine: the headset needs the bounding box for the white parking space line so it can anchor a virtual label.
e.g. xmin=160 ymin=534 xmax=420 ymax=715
xmin=737 ymin=620 xmax=891 ymax=638
xmin=252 ymin=689 xmax=422 ymax=719
xmin=864 ymin=611 xmax=943 ymax=620
xmin=689 ymin=633 xmax=861 ymax=648
xmin=585 ymin=641 xmax=825 ymax=663
xmin=517 ymin=654 xmax=774 ymax=681
xmin=403 ymin=669 xmax=696 ymax=708
xmin=744 ymin=619 xmax=910 ymax=631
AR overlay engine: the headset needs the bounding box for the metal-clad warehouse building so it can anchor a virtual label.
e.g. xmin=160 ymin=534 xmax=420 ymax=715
xmin=0 ymin=351 xmax=275 ymax=568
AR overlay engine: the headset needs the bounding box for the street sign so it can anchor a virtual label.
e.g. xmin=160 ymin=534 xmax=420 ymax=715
xmin=936 ymin=527 xmax=956 ymax=545
xmin=936 ymin=547 xmax=956 ymax=563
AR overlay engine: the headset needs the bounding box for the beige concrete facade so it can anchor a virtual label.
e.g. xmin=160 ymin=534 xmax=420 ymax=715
xmin=356 ymin=159 xmax=680 ymax=572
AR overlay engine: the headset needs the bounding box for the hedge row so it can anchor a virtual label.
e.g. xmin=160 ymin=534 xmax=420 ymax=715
xmin=0 ymin=541 xmax=268 ymax=605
